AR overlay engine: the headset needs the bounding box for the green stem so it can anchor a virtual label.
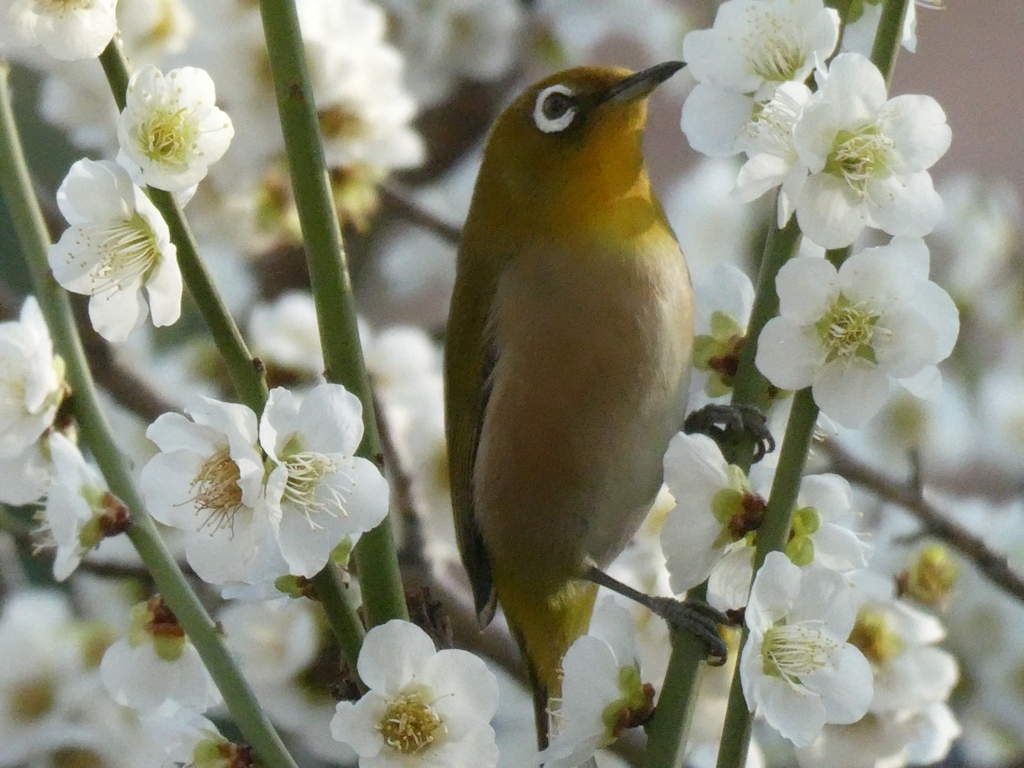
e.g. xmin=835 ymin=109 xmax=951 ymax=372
xmin=870 ymin=0 xmax=911 ymax=84
xmin=0 ymin=63 xmax=298 ymax=768
xmin=255 ymin=0 xmax=407 ymax=627
xmin=715 ymin=390 xmax=819 ymax=768
xmin=97 ymin=41 xmax=268 ymax=415
xmin=97 ymin=38 xmax=368 ymax=663
xmin=645 ymin=214 xmax=803 ymax=768
xmin=643 ymin=584 xmax=709 ymax=768
xmin=311 ymin=565 xmax=366 ymax=689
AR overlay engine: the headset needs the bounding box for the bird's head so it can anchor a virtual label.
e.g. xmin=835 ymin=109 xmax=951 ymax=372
xmin=469 ymin=62 xmax=684 ymax=247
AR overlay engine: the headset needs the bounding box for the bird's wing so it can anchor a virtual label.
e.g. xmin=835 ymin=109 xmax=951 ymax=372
xmin=444 ymin=241 xmax=502 ymax=626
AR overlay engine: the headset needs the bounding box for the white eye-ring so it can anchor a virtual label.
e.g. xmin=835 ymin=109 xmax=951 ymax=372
xmin=533 ymin=84 xmax=577 ymax=134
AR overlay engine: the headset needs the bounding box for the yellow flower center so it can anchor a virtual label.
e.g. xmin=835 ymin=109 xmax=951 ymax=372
xmin=282 ymin=448 xmax=350 ymax=529
xmin=139 ymin=107 xmax=196 ymax=167
xmin=761 ymin=621 xmax=838 ymax=686
xmin=825 ymin=125 xmax=897 ymax=194
xmin=189 ymin=448 xmax=244 ymax=533
xmin=9 ymin=677 xmax=56 ymax=722
xmin=378 ymin=691 xmax=446 ymax=755
xmin=815 ymin=294 xmax=886 ymax=363
xmin=848 ymin=607 xmax=904 ymax=665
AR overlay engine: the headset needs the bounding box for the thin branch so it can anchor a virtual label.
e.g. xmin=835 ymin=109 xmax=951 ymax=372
xmin=822 ymin=439 xmax=1024 ymax=605
xmin=378 ymin=181 xmax=463 ymax=246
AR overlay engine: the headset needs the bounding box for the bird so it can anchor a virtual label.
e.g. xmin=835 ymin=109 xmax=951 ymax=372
xmin=444 ymin=62 xmax=694 ymax=753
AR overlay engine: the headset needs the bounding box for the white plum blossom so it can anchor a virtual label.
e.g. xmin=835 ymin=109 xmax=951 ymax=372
xmin=734 ymin=80 xmax=812 ymax=227
xmin=795 ymin=573 xmax=960 ymax=768
xmin=295 ymin=0 xmax=424 ymax=173
xmin=139 ymin=396 xmax=269 ymax=585
xmin=660 ymin=432 xmax=764 ymax=600
xmin=39 ymin=432 xmax=113 ymax=581
xmin=0 ymin=591 xmax=84 ymax=764
xmin=0 ymin=296 xmax=64 ymax=458
xmin=540 ymin=597 xmax=652 ymax=767
xmin=681 ymin=0 xmax=839 ymax=156
xmin=100 ymin=595 xmax=221 ymax=713
xmin=0 ymin=0 xmax=116 ymax=60
xmin=756 ymin=238 xmax=959 ymax=428
xmin=49 ymin=159 xmax=181 ymax=342
xmin=377 ymin=0 xmax=524 ymax=107
xmin=792 ymin=53 xmax=951 ymax=248
xmin=660 ymin=434 xmax=869 ymax=612
xmin=116 ymin=65 xmax=234 ymax=194
xmin=330 ymin=620 xmax=499 ymax=767
xmin=691 ymin=263 xmax=755 ymax=399
xmin=260 ymin=383 xmax=390 ymax=578
xmin=740 ymin=552 xmax=873 ymax=747
xmin=140 ymin=702 xmax=241 ymax=768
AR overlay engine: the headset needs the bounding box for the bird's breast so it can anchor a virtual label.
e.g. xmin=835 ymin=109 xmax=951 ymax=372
xmin=473 ymin=233 xmax=694 ymax=581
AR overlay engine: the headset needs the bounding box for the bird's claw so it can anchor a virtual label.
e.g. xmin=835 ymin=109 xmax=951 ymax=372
xmin=648 ymin=596 xmax=731 ymax=666
xmin=683 ymin=404 xmax=775 ymax=464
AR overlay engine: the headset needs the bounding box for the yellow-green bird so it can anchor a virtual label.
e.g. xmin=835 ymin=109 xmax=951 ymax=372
xmin=444 ymin=62 xmax=692 ymax=748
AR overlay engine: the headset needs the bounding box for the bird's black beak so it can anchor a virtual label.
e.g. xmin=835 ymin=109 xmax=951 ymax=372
xmin=601 ymin=61 xmax=685 ymax=105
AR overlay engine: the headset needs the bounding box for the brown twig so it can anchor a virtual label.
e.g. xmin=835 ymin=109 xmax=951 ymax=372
xmin=822 ymin=439 xmax=1024 ymax=605
xmin=378 ymin=181 xmax=463 ymax=246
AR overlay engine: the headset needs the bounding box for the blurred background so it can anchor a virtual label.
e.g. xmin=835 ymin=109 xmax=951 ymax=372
xmin=2 ymin=1 xmax=1024 ymax=767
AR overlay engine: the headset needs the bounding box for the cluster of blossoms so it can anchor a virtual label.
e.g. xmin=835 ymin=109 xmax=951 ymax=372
xmin=0 ymin=298 xmax=129 ymax=583
xmin=140 ymin=383 xmax=390 ymax=588
xmin=682 ymin=0 xmax=958 ymax=429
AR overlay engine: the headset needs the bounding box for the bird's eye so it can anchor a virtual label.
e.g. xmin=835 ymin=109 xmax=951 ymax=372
xmin=533 ymin=84 xmax=577 ymax=134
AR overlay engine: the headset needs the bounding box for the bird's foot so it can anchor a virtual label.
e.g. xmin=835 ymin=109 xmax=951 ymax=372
xmin=684 ymin=403 xmax=775 ymax=464
xmin=647 ymin=596 xmax=731 ymax=666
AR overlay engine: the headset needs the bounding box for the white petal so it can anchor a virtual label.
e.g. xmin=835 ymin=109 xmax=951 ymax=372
xmin=145 ymin=251 xmax=183 ymax=328
xmin=331 ymin=696 xmax=386 ymax=757
xmin=736 ymin=154 xmax=793 ymax=203
xmin=899 ymin=366 xmax=943 ymax=401
xmin=811 ymin=358 xmax=891 ymax=429
xmin=357 ymin=620 xmax=437 ymax=694
xmin=55 ymin=159 xmax=133 ymax=226
xmin=880 ymin=95 xmax=951 ymax=172
xmin=662 ymin=501 xmax=727 ymax=595
xmin=707 ymin=544 xmax=754 ymax=612
xmin=681 ymin=84 xmax=752 ymax=157
xmin=88 ymin=283 xmax=147 ymax=343
xmin=818 ymin=54 xmax=887 ymax=123
xmin=776 ymin=257 xmax=838 ymax=325
xmin=298 ymin=383 xmax=365 ymax=455
xmin=812 ymin=524 xmax=871 ymax=572
xmin=757 ymin=675 xmax=827 ymax=748
xmin=755 ymin=317 xmax=822 ymax=391
xmin=804 ymin=644 xmax=873 ymax=724
xmin=422 ymin=648 xmax=499 ymax=725
xmin=797 ymin=474 xmax=850 ymax=520
xmin=746 ymin=551 xmax=800 ymax=632
xmin=873 ymin=646 xmax=958 ymax=711
xmin=797 ymin=173 xmax=868 ymax=249
xmin=866 ymin=171 xmax=944 ymax=239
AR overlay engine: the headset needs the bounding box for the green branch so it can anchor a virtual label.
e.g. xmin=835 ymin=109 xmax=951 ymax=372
xmin=98 ymin=41 xmax=268 ymax=415
xmin=644 ymin=215 xmax=804 ymax=768
xmin=0 ymin=63 xmax=298 ymax=768
xmin=255 ymin=0 xmax=407 ymax=628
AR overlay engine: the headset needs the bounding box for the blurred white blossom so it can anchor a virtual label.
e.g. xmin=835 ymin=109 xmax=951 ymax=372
xmin=0 ymin=0 xmax=115 ymax=60
xmin=0 ymin=297 xmax=64 ymax=458
xmin=100 ymin=596 xmax=221 ymax=713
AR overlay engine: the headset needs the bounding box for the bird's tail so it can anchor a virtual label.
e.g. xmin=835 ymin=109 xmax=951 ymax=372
xmin=494 ymin=570 xmax=598 ymax=754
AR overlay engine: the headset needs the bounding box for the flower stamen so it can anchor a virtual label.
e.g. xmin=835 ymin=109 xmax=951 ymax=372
xmin=377 ymin=691 xmax=447 ymax=755
xmin=761 ymin=620 xmax=839 ymax=687
xmin=187 ymin=448 xmax=243 ymax=534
